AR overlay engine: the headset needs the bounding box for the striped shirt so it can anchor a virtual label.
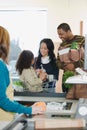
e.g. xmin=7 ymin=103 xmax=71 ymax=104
xmin=57 ymin=35 xmax=85 ymax=71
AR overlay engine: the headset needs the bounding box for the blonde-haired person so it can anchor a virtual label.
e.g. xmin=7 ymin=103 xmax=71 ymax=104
xmin=0 ymin=26 xmax=46 ymax=117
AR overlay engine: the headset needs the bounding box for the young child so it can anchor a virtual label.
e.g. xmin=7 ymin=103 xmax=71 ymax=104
xmin=16 ymin=50 xmax=47 ymax=92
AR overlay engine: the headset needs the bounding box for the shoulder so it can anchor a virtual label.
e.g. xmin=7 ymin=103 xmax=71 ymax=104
xmin=74 ymin=35 xmax=85 ymax=41
xmin=0 ymin=60 xmax=9 ymax=83
xmin=0 ymin=59 xmax=4 ymax=65
xmin=58 ymin=41 xmax=69 ymax=49
xmin=74 ymin=35 xmax=84 ymax=38
xmin=0 ymin=60 xmax=7 ymax=70
xmin=74 ymin=35 xmax=85 ymax=46
xmin=22 ymin=67 xmax=35 ymax=75
xmin=20 ymin=68 xmax=31 ymax=79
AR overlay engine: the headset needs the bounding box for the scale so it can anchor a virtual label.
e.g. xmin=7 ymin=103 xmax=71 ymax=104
xmin=45 ymin=99 xmax=78 ymax=118
xmin=75 ymin=98 xmax=87 ymax=120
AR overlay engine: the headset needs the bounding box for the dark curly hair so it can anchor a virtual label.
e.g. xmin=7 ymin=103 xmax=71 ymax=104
xmin=16 ymin=50 xmax=34 ymax=75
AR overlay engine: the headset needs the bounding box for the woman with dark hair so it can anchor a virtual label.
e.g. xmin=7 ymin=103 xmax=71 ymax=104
xmin=35 ymin=38 xmax=59 ymax=91
xmin=16 ymin=50 xmax=46 ymax=92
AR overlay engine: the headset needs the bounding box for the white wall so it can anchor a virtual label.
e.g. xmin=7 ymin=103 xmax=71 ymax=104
xmin=0 ymin=0 xmax=87 ymax=42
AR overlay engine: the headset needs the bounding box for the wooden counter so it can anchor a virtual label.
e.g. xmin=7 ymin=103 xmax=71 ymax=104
xmin=27 ymin=114 xmax=86 ymax=130
xmin=2 ymin=114 xmax=87 ymax=130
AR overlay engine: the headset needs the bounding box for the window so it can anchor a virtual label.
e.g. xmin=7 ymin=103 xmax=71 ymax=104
xmin=0 ymin=8 xmax=47 ymax=73
xmin=0 ymin=9 xmax=47 ymax=60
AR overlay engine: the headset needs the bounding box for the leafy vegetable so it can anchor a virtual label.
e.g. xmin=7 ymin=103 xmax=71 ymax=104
xmin=62 ymin=70 xmax=75 ymax=89
xmin=70 ymin=42 xmax=79 ymax=50
xmin=13 ymin=81 xmax=23 ymax=86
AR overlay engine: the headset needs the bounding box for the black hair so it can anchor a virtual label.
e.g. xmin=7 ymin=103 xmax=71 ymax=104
xmin=57 ymin=23 xmax=71 ymax=32
xmin=36 ymin=38 xmax=57 ymax=67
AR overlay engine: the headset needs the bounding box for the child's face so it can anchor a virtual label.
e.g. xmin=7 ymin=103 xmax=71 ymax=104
xmin=40 ymin=42 xmax=49 ymax=57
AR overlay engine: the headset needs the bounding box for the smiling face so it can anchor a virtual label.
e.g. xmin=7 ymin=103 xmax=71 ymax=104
xmin=57 ymin=28 xmax=70 ymax=42
xmin=40 ymin=42 xmax=49 ymax=57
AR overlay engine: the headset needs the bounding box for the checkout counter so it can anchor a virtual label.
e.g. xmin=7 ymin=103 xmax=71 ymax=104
xmin=2 ymin=91 xmax=87 ymax=130
xmin=2 ymin=111 xmax=87 ymax=130
xmin=3 ymin=72 xmax=87 ymax=130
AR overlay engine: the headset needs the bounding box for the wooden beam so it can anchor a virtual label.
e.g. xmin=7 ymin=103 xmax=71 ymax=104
xmin=80 ymin=21 xmax=83 ymax=36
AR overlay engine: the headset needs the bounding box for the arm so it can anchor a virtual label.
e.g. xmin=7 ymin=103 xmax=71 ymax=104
xmin=0 ymin=70 xmax=45 ymax=115
xmin=0 ymin=62 xmax=32 ymax=114
xmin=36 ymin=69 xmax=47 ymax=81
xmin=55 ymin=69 xmax=63 ymax=93
xmin=56 ymin=55 xmax=63 ymax=69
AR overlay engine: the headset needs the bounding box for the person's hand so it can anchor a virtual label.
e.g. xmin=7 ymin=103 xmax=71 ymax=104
xmin=36 ymin=69 xmax=41 ymax=76
xmin=36 ymin=69 xmax=47 ymax=81
xmin=39 ymin=71 xmax=47 ymax=81
xmin=70 ymin=49 xmax=80 ymax=61
xmin=32 ymin=102 xmax=46 ymax=115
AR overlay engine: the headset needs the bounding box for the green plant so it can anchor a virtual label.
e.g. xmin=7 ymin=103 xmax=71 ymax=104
xmin=62 ymin=70 xmax=75 ymax=89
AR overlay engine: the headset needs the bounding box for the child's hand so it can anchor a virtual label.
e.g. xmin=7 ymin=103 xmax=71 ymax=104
xmin=39 ymin=71 xmax=47 ymax=81
xmin=36 ymin=69 xmax=47 ymax=81
xmin=36 ymin=69 xmax=41 ymax=76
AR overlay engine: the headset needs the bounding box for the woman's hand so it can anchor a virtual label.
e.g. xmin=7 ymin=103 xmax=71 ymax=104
xmin=32 ymin=102 xmax=46 ymax=115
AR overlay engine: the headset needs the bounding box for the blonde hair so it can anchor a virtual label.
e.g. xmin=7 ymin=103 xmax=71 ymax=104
xmin=0 ymin=26 xmax=10 ymax=62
